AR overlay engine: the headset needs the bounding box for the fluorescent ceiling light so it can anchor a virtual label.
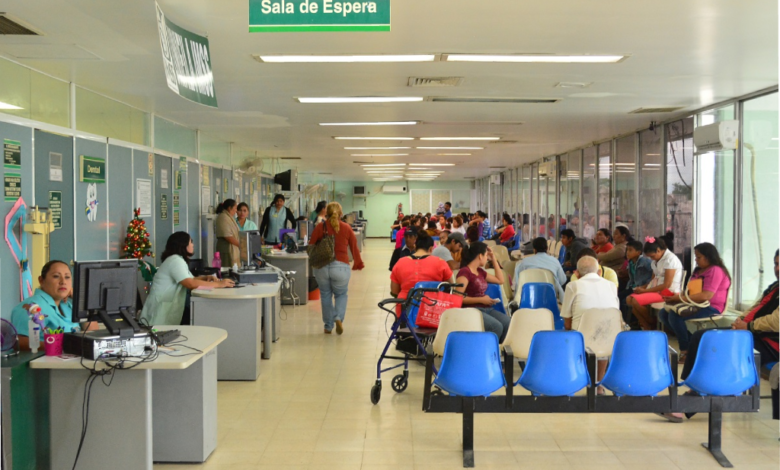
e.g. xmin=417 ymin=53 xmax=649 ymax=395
xmin=409 ymin=163 xmax=455 ymax=166
xmin=335 ymin=137 xmax=415 ymax=140
xmin=417 ymin=147 xmax=484 ymax=150
xmin=361 ymin=163 xmax=406 ymax=167
xmin=298 ymin=97 xmax=423 ymax=104
xmin=344 ymin=147 xmax=411 ymax=150
xmin=437 ymin=153 xmax=471 ymax=156
xmin=407 ymin=178 xmax=435 ymax=181
xmin=352 ymin=153 xmax=409 ymax=157
xmin=420 ymin=137 xmax=500 ymax=141
xmin=258 ymin=54 xmax=435 ymax=63
xmin=321 ymin=121 xmax=418 ymax=126
xmin=445 ymin=54 xmax=625 ymax=63
xmin=0 ymin=101 xmax=23 ymax=110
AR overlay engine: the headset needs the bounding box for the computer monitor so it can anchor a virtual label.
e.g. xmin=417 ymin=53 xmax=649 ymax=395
xmin=72 ymin=260 xmax=140 ymax=338
xmin=187 ymin=258 xmax=203 ymax=275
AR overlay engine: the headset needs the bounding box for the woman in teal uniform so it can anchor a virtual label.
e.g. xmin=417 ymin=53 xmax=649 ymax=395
xmin=10 ymin=260 xmax=97 ymax=351
xmin=141 ymin=232 xmax=234 ymax=326
xmin=259 ymin=194 xmax=296 ymax=244
xmin=236 ymin=202 xmax=258 ymax=231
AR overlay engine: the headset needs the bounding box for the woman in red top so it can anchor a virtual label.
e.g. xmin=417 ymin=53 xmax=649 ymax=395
xmin=309 ymin=202 xmax=364 ymax=335
xmin=390 ymin=232 xmax=453 ymax=316
xmin=498 ymin=213 xmax=516 ymax=248
xmin=593 ymin=228 xmax=614 ymax=254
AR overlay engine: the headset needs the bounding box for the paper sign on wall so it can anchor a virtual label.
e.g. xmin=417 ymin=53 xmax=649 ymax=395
xmin=175 ymin=170 xmax=182 ymax=189
xmin=173 ymin=191 xmax=180 ymax=208
xmin=173 ymin=209 xmax=180 ymax=226
xmin=49 ymin=152 xmax=63 ymax=182
xmin=136 ymin=179 xmax=152 ymax=216
xmin=48 ymin=191 xmax=62 ymax=229
xmin=160 ymin=194 xmax=169 ymax=220
xmin=4 ymin=174 xmax=21 ymax=202
xmin=148 ymin=153 xmax=154 ymax=176
xmin=4 ymin=139 xmax=22 ymax=202
xmin=223 ymin=178 xmax=228 ymax=194
xmin=202 ymin=166 xmax=210 ymax=186
xmin=179 ymin=156 xmax=187 ymax=171
xmin=201 ymin=185 xmax=211 ymax=214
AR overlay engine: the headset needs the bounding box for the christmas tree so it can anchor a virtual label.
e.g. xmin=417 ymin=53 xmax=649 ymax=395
xmin=123 ymin=208 xmax=156 ymax=281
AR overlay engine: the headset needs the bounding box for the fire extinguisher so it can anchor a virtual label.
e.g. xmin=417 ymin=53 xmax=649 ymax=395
xmin=397 ymin=203 xmax=403 ymax=215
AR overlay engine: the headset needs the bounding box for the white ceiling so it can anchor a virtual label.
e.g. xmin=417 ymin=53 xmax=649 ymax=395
xmin=0 ymin=0 xmax=777 ymax=180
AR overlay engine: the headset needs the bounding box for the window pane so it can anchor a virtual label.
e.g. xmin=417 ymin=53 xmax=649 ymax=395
xmin=521 ymin=166 xmax=531 ymax=241
xmin=615 ymin=135 xmax=637 ymax=235
xmin=639 ymin=128 xmax=663 ymax=239
xmin=531 ymin=163 xmax=539 ymax=238
xmin=740 ymin=92 xmax=779 ymax=305
xmin=582 ymin=146 xmax=597 ymax=241
xmin=410 ymin=189 xmax=430 ymax=214
xmin=77 ymin=88 xmax=148 ymax=145
xmin=154 ymin=116 xmax=196 ymax=157
xmin=451 ymin=189 xmax=471 ymax=214
xmin=566 ymin=151 xmax=581 ymax=236
xmin=665 ymin=118 xmax=694 ymax=257
xmin=598 ymin=142 xmax=612 ymax=230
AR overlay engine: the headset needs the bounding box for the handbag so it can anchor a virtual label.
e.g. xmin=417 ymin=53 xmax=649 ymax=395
xmin=666 ymin=277 xmax=710 ymax=318
xmin=307 ymin=221 xmax=336 ymax=269
xmin=415 ymin=290 xmax=463 ymax=328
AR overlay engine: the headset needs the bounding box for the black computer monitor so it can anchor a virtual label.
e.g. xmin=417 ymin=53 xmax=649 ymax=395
xmin=187 ymin=258 xmax=203 ymax=275
xmin=273 ymin=170 xmax=293 ymax=191
xmin=72 ymin=260 xmax=140 ymax=338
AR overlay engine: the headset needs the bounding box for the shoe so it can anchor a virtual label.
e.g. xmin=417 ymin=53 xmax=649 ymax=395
xmin=324 ymin=329 xmax=332 ymax=334
xmin=335 ymin=320 xmax=344 ymax=335
xmin=597 ymin=386 xmax=606 ymax=396
xmin=654 ymin=412 xmax=684 ymax=423
xmin=678 ymin=352 xmax=687 ymax=364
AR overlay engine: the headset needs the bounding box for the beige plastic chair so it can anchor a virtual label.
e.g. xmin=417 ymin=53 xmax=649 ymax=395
xmin=577 ymin=308 xmax=623 ymax=359
xmin=501 ymin=308 xmax=555 ymax=360
xmin=492 ymin=245 xmax=510 ymax=264
xmin=484 ymin=240 xmax=497 ymax=247
xmin=502 ymin=260 xmax=517 ymax=300
xmin=432 ymin=308 xmax=485 ymax=356
xmin=512 ymin=268 xmax=556 ymax=304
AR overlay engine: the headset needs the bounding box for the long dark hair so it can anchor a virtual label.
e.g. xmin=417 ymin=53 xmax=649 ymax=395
xmin=461 ymin=241 xmax=488 ymax=268
xmin=415 ymin=231 xmax=435 ymax=252
xmin=466 ymin=224 xmax=480 ymax=243
xmin=162 ymin=231 xmax=192 ymax=262
xmin=216 ymin=199 xmax=237 ymax=214
xmin=597 ymin=228 xmax=612 ymax=242
xmin=315 ymin=200 xmax=327 ymax=213
xmin=643 ymin=234 xmax=668 ymax=254
xmin=694 ymin=242 xmax=731 ymax=280
xmin=271 ymin=194 xmax=285 ymax=205
xmin=615 ymin=225 xmax=632 ymax=242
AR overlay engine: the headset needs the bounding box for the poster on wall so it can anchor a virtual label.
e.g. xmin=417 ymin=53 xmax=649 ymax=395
xmin=48 ymin=191 xmax=62 ymax=229
xmin=173 ymin=191 xmax=180 ymax=208
xmin=148 ymin=153 xmax=154 ymax=176
xmin=85 ymin=183 xmax=99 ymax=222
xmin=4 ymin=174 xmax=21 ymax=202
xmin=179 ymin=156 xmax=187 ymax=171
xmin=202 ymin=166 xmax=210 ymax=186
xmin=136 ymin=179 xmax=153 ymax=216
xmin=49 ymin=152 xmax=63 ymax=182
xmin=175 ymin=170 xmax=182 ymax=189
xmin=173 ymin=209 xmax=180 ymax=226
xmin=223 ymin=178 xmax=228 ymax=194
xmin=4 ymin=139 xmax=21 ymax=202
xmin=201 ymin=185 xmax=211 ymax=214
xmin=156 ymin=2 xmax=218 ymax=108
xmin=160 ymin=194 xmax=169 ymax=220
xmin=79 ymin=156 xmax=106 ymax=184
xmin=161 ymin=168 xmax=169 ymax=189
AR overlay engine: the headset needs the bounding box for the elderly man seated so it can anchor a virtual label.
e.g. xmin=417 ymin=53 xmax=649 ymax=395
xmin=561 ymin=255 xmax=620 ymax=393
xmin=514 ymin=237 xmax=567 ymax=300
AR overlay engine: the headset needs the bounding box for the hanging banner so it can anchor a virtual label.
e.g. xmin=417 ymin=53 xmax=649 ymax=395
xmin=156 ymin=2 xmax=218 ymax=107
xmin=248 ymin=0 xmax=391 ymax=32
xmin=79 ymin=156 xmax=106 ymax=184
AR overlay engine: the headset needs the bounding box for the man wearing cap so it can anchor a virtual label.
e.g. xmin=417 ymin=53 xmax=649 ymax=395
xmin=389 ymin=228 xmax=418 ymax=271
xmin=433 ymin=231 xmax=467 ymax=271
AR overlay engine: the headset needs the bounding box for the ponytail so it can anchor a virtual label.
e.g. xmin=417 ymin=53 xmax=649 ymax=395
xmin=460 ymin=241 xmax=487 ymax=268
xmin=326 ymin=202 xmax=342 ymax=233
xmin=217 ymin=198 xmax=237 ymax=214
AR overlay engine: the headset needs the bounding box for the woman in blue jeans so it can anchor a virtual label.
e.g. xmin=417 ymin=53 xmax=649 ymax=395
xmin=455 ymin=242 xmax=510 ymax=342
xmin=308 ymin=202 xmax=364 ymax=334
xmin=658 ymin=242 xmax=731 ymax=362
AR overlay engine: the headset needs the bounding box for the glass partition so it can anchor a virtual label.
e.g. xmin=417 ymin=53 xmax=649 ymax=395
xmin=597 ymin=142 xmax=612 ymax=230
xmin=0 ymin=57 xmax=70 ymax=128
xmin=531 ymin=163 xmax=539 ymax=239
xmin=566 ymin=150 xmax=582 ymax=236
xmin=614 ymin=135 xmax=637 ymax=235
xmin=740 ymin=92 xmax=778 ymax=306
xmin=665 ymin=118 xmax=695 ymax=257
xmin=639 ymin=128 xmax=663 ymax=239
xmin=521 ymin=166 xmax=531 ymax=241
xmin=76 ymin=88 xmax=149 ymax=145
xmin=582 ymin=146 xmax=597 ymax=241
xmin=154 ymin=116 xmax=196 ymax=157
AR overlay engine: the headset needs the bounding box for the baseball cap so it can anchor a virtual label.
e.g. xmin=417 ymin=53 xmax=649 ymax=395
xmin=447 ymin=232 xmax=467 ymax=246
xmin=404 ymin=228 xmax=419 ymax=237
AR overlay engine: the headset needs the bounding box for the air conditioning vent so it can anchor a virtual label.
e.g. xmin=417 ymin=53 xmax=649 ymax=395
xmin=0 ymin=14 xmax=41 ymax=35
xmin=629 ymin=106 xmax=685 ymax=114
xmin=429 ymin=97 xmax=560 ymax=104
xmin=408 ymin=76 xmax=463 ymax=87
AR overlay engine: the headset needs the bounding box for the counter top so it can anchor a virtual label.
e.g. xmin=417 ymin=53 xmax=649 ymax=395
xmin=191 ymin=281 xmax=281 ymax=299
xmin=29 ymin=326 xmax=227 ymax=371
xmin=263 ymin=251 xmax=309 ymax=259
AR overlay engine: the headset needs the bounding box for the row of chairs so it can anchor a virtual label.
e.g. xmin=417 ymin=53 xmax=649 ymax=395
xmin=424 ymin=329 xmax=761 ymax=468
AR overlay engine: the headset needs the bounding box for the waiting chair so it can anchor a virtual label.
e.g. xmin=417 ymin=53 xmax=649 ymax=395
xmin=502 ymin=260 xmax=517 ymax=300
xmin=433 ymin=332 xmax=507 ymax=397
xmin=680 ymin=330 xmax=759 ymax=396
xmin=557 ymin=245 xmax=567 ymax=265
xmin=486 ymin=283 xmax=507 ymax=314
xmin=512 ymin=268 xmax=556 ymax=304
xmin=518 ymin=282 xmax=563 ymax=330
xmin=492 ymin=245 xmax=510 ymax=264
xmin=391 ymin=229 xmax=398 ymax=242
xmin=516 ymin=331 xmax=590 ymax=396
xmin=577 ymin=308 xmax=623 ymax=360
xmin=598 ymin=331 xmax=674 ymax=396
xmin=501 ymin=308 xmax=554 ymax=360
xmin=432 ymin=308 xmax=484 ymax=356
xmin=484 ymin=240 xmax=496 ymax=247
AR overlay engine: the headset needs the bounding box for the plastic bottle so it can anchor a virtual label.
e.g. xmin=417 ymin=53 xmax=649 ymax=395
xmin=212 ymin=252 xmax=222 ymax=270
xmin=28 ymin=319 xmax=40 ymax=353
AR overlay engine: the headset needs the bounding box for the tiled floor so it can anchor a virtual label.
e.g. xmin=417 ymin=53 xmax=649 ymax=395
xmin=156 ymin=239 xmax=779 ymax=470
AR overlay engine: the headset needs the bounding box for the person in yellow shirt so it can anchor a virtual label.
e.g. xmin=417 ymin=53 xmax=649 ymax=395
xmin=568 ymin=248 xmax=619 ymax=288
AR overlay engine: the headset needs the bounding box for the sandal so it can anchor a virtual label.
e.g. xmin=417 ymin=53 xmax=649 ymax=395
xmin=678 ymin=352 xmax=687 ymax=364
xmin=654 ymin=412 xmax=684 ymax=423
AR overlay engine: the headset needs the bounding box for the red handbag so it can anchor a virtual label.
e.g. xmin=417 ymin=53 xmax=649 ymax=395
xmin=415 ymin=291 xmax=464 ymax=328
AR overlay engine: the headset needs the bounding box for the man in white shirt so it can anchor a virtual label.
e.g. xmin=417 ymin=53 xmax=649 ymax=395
xmin=561 ymin=255 xmax=619 ymax=389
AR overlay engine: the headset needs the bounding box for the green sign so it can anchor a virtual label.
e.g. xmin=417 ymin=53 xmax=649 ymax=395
xmin=79 ymin=156 xmax=106 ymax=183
xmin=173 ymin=191 xmax=180 ymax=208
xmin=4 ymin=173 xmax=20 ymax=202
xmin=173 ymin=209 xmax=180 ymax=226
xmin=175 ymin=170 xmax=182 ymax=189
xmin=49 ymin=191 xmax=62 ymax=230
xmin=4 ymin=139 xmax=21 ymax=170
xmin=249 ymin=0 xmax=390 ymax=32
xmin=156 ymin=2 xmax=218 ymax=107
xmin=160 ymin=194 xmax=169 ymax=220
xmin=179 ymin=156 xmax=187 ymax=171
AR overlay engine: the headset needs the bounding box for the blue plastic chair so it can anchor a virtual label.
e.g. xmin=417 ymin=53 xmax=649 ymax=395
xmin=433 ymin=332 xmax=506 ymax=397
xmin=406 ymin=281 xmax=444 ymax=328
xmin=391 ymin=229 xmax=398 ymax=242
xmin=485 ymin=284 xmax=506 ymax=314
xmin=516 ymin=331 xmax=590 ymax=396
xmin=510 ymin=233 xmax=521 ymax=252
xmin=432 ymin=236 xmax=440 ymax=243
xmin=680 ymin=330 xmax=759 ymax=396
xmin=519 ymin=283 xmax=563 ymax=330
xmin=557 ymin=245 xmax=567 ymax=265
xmin=598 ymin=331 xmax=674 ymax=396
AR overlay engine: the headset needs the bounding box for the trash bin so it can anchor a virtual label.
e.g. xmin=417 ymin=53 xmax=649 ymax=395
xmin=308 ymin=276 xmax=320 ymax=301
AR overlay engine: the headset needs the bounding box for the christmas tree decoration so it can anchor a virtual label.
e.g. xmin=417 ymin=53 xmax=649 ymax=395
xmin=122 ymin=208 xmax=157 ymax=281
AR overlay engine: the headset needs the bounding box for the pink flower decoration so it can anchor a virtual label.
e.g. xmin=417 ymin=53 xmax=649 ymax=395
xmin=645 ymin=236 xmax=656 ymax=243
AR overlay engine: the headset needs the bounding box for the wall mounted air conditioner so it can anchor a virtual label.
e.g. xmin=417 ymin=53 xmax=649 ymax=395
xmin=382 ymin=185 xmax=407 ymax=194
xmin=353 ymin=186 xmax=367 ymax=198
xmin=489 ymin=174 xmax=502 ymax=185
xmin=693 ymin=120 xmax=739 ymax=153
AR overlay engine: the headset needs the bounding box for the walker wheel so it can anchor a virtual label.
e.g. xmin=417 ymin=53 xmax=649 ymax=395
xmin=391 ymin=374 xmax=408 ymax=393
xmin=370 ymin=384 xmax=382 ymax=404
